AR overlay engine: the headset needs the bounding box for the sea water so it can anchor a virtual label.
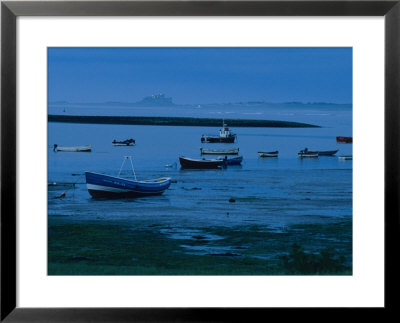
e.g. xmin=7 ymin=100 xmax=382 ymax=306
xmin=48 ymin=103 xmax=352 ymax=274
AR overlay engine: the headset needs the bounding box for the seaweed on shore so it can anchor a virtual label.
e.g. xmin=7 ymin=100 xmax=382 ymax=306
xmin=280 ymin=243 xmax=351 ymax=275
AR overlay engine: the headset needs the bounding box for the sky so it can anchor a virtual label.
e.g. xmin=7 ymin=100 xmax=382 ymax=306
xmin=48 ymin=47 xmax=352 ymax=104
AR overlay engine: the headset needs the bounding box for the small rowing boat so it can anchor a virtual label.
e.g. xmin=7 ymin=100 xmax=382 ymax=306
xmin=338 ymin=155 xmax=353 ymax=160
xmin=336 ymin=136 xmax=352 ymax=143
xmin=297 ymin=149 xmax=338 ymax=157
xmin=218 ymin=156 xmax=243 ymax=165
xmin=85 ymin=156 xmax=171 ymax=198
xmin=258 ymin=151 xmax=278 ymax=157
xmin=53 ymin=144 xmax=91 ymax=152
xmin=200 ymin=148 xmax=239 ymax=155
xmin=112 ymin=138 xmax=135 ymax=146
xmin=179 ymin=156 xmax=225 ymax=169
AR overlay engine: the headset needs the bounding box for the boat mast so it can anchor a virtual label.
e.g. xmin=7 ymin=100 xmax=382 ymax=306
xmin=118 ymin=156 xmax=137 ymax=180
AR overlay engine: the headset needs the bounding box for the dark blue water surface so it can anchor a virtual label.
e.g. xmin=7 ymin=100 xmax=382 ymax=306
xmin=48 ymin=103 xmax=352 ymax=230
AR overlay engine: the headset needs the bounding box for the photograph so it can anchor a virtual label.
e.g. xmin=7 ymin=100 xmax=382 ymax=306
xmin=47 ymin=47 xmax=353 ymax=276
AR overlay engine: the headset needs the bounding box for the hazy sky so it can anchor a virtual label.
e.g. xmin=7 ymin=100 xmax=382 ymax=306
xmin=48 ymin=47 xmax=352 ymax=104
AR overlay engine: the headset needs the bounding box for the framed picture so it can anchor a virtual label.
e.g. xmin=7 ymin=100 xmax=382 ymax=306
xmin=1 ymin=0 xmax=398 ymax=321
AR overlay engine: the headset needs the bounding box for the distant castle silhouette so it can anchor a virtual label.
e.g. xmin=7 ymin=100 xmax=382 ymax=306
xmin=136 ymin=93 xmax=174 ymax=106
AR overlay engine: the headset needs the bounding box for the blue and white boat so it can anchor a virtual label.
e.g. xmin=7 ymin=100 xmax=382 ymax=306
xmin=218 ymin=156 xmax=243 ymax=165
xmin=85 ymin=157 xmax=171 ymax=198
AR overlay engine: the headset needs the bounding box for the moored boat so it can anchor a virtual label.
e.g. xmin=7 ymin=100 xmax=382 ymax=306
xmin=336 ymin=136 xmax=352 ymax=143
xmin=85 ymin=172 xmax=171 ymax=198
xmin=201 ymin=121 xmax=236 ymax=143
xmin=112 ymin=138 xmax=135 ymax=146
xmin=218 ymin=156 xmax=243 ymax=165
xmin=200 ymin=148 xmax=239 ymax=155
xmin=53 ymin=144 xmax=91 ymax=152
xmin=258 ymin=151 xmax=279 ymax=157
xmin=85 ymin=156 xmax=170 ymax=198
xmin=179 ymin=156 xmax=225 ymax=169
xmin=338 ymin=155 xmax=353 ymax=160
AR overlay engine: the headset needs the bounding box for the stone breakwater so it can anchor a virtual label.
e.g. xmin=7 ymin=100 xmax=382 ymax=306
xmin=48 ymin=115 xmax=320 ymax=128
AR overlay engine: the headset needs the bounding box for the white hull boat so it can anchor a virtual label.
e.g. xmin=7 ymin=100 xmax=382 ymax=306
xmin=54 ymin=144 xmax=91 ymax=152
xmin=200 ymin=148 xmax=239 ymax=155
xmin=258 ymin=151 xmax=278 ymax=157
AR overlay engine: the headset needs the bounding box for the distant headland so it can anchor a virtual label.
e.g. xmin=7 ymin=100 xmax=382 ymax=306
xmin=49 ymin=93 xmax=351 ymax=108
xmin=48 ymin=115 xmax=320 ymax=128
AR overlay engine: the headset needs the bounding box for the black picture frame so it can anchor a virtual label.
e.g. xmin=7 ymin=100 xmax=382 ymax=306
xmin=1 ymin=0 xmax=399 ymax=321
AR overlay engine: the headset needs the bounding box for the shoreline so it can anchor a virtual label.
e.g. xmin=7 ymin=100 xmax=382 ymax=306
xmin=48 ymin=217 xmax=352 ymax=275
xmin=48 ymin=115 xmax=320 ymax=128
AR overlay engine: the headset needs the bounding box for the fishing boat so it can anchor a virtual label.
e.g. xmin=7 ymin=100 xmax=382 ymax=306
xmin=336 ymin=136 xmax=352 ymax=143
xmin=258 ymin=151 xmax=279 ymax=157
xmin=218 ymin=156 xmax=243 ymax=165
xmin=317 ymin=149 xmax=339 ymax=156
xmin=297 ymin=149 xmax=338 ymax=157
xmin=179 ymin=156 xmax=225 ymax=169
xmin=201 ymin=121 xmax=236 ymax=143
xmin=200 ymin=148 xmax=239 ymax=155
xmin=85 ymin=156 xmax=171 ymax=198
xmin=338 ymin=155 xmax=353 ymax=160
xmin=112 ymin=138 xmax=135 ymax=146
xmin=53 ymin=144 xmax=91 ymax=152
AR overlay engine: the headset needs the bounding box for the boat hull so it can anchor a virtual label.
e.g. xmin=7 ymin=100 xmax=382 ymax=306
xmin=221 ymin=156 xmax=243 ymax=165
xmin=112 ymin=143 xmax=135 ymax=146
xmin=56 ymin=145 xmax=91 ymax=152
xmin=201 ymin=136 xmax=236 ymax=143
xmin=258 ymin=151 xmax=278 ymax=157
xmin=317 ymin=150 xmax=339 ymax=156
xmin=200 ymin=148 xmax=239 ymax=155
xmin=85 ymin=172 xmax=171 ymax=198
xmin=336 ymin=136 xmax=352 ymax=143
xmin=179 ymin=157 xmax=224 ymax=169
xmin=112 ymin=139 xmax=135 ymax=146
xmin=339 ymin=156 xmax=353 ymax=160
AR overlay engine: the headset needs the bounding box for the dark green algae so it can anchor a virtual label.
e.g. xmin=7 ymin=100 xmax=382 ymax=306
xmin=48 ymin=217 xmax=352 ymax=275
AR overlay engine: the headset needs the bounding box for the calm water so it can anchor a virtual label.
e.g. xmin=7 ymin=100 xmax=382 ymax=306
xmin=48 ymin=104 xmax=352 ymax=274
xmin=49 ymin=102 xmax=352 ymax=129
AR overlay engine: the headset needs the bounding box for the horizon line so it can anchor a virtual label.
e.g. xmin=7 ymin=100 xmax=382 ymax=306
xmin=49 ymin=100 xmax=353 ymax=106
